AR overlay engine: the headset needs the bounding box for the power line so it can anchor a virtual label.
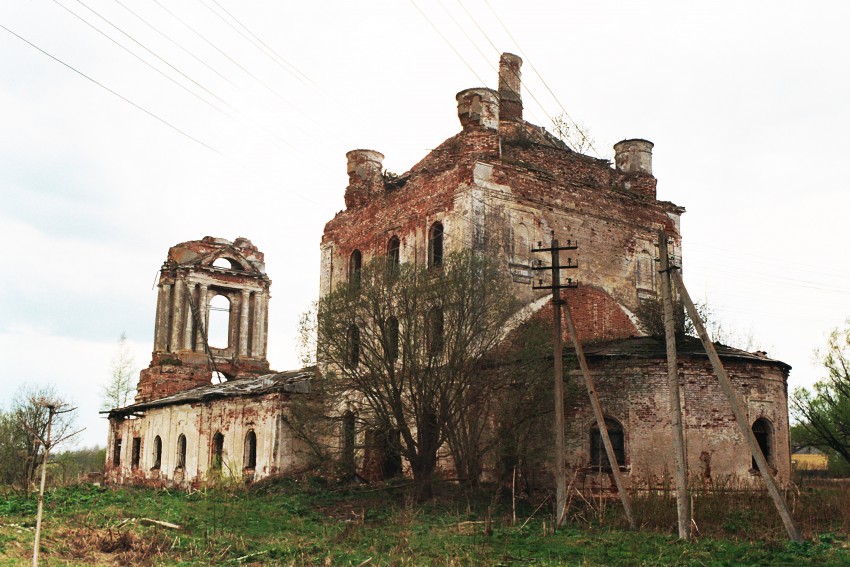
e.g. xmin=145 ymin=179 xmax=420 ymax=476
xmin=408 ymin=0 xmax=489 ymax=86
xmin=482 ymin=0 xmax=600 ymax=157
xmin=50 ymin=0 xmax=233 ymax=119
xmin=0 ymin=23 xmax=221 ymax=155
xmin=0 ymin=24 xmax=322 ymax=206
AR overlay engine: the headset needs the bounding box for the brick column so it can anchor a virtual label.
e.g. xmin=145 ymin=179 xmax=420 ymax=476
xmin=198 ymin=284 xmax=209 ymax=352
xmin=169 ymin=279 xmax=184 ymax=353
xmin=183 ymin=283 xmax=194 ymax=351
xmin=153 ymin=283 xmax=170 ymax=352
xmin=239 ymin=289 xmax=250 ymax=356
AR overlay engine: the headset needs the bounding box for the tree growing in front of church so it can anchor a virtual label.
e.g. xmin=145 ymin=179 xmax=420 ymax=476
xmin=312 ymin=251 xmax=519 ymax=500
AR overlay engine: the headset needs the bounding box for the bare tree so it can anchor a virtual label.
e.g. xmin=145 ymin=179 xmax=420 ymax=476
xmin=313 ymin=251 xmax=519 ymax=500
xmin=551 ymin=114 xmax=597 ymax=155
xmin=101 ymin=332 xmax=136 ymax=410
xmin=10 ymin=385 xmax=77 ymax=487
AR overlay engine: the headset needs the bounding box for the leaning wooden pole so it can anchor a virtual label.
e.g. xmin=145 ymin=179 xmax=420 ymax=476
xmin=658 ymin=231 xmax=691 ymax=540
xmin=550 ymin=242 xmax=567 ymax=527
xmin=33 ymin=405 xmax=55 ymax=567
xmin=562 ymin=299 xmax=636 ymax=530
xmin=670 ymin=270 xmax=802 ymax=542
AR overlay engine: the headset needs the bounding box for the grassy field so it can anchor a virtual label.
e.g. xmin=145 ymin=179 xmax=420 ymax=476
xmin=1 ymin=478 xmax=849 ymax=566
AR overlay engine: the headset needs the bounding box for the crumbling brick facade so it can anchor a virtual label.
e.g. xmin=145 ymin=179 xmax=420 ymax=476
xmin=320 ymin=53 xmax=791 ymax=488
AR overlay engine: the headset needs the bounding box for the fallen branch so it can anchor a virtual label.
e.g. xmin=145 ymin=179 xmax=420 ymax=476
xmin=139 ymin=518 xmax=181 ymax=530
xmin=237 ymin=549 xmax=269 ymax=562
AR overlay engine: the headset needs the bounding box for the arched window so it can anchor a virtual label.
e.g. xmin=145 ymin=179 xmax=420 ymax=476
xmin=387 ymin=236 xmax=400 ymax=273
xmin=244 ymin=430 xmax=257 ymax=470
xmin=208 ymin=294 xmax=230 ymax=349
xmin=426 ymin=307 xmax=444 ymax=354
xmin=752 ymin=418 xmax=773 ymax=469
xmin=428 ymin=222 xmax=444 ymax=269
xmin=349 ymin=250 xmax=362 ymax=284
xmin=152 ymin=435 xmax=162 ymax=470
xmin=176 ymin=434 xmax=187 ymax=470
xmin=387 ymin=316 xmax=399 ymax=361
xmin=590 ymin=418 xmax=625 ymax=471
xmin=347 ymin=324 xmax=361 ymax=368
xmin=211 ymin=432 xmax=224 ymax=471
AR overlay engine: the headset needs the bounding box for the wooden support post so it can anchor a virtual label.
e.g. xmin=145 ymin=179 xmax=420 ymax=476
xmin=670 ymin=269 xmax=802 ymax=542
xmin=562 ymin=299 xmax=636 ymax=530
xmin=550 ymin=240 xmax=567 ymax=526
xmin=658 ymin=230 xmax=691 ymax=540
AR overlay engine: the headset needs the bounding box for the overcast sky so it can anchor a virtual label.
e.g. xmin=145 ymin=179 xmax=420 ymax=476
xmin=2 ymin=1 xmax=849 ymax=448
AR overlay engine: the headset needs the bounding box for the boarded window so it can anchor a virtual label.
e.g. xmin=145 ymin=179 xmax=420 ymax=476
xmin=428 ymin=222 xmax=444 ymax=269
xmin=212 ymin=432 xmax=224 ymax=471
xmin=113 ymin=438 xmax=122 ymax=467
xmin=131 ymin=437 xmax=141 ymax=469
xmin=176 ymin=434 xmax=187 ymax=470
xmin=590 ymin=418 xmax=625 ymax=470
xmin=244 ymin=430 xmax=257 ymax=470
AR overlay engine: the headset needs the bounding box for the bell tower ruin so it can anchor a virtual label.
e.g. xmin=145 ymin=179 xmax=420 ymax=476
xmin=135 ymin=236 xmax=272 ymax=402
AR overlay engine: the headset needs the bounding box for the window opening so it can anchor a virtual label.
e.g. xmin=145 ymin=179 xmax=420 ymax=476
xmin=152 ymin=435 xmax=162 ymax=470
xmin=244 ymin=430 xmax=257 ymax=470
xmin=176 ymin=434 xmax=187 ymax=470
xmin=387 ymin=236 xmax=400 ymax=273
xmin=211 ymin=371 xmax=227 ymax=384
xmin=427 ymin=307 xmax=444 ymax=354
xmin=131 ymin=437 xmax=141 ymax=469
xmin=428 ymin=222 xmax=444 ymax=268
xmin=590 ymin=418 xmax=625 ymax=471
xmin=212 ymin=432 xmax=224 ymax=471
xmin=349 ymin=250 xmax=362 ymax=284
xmin=347 ymin=324 xmax=361 ymax=368
xmin=213 ymin=257 xmax=241 ymax=270
xmin=113 ymin=438 xmax=122 ymax=467
xmin=342 ymin=411 xmax=355 ymax=476
xmin=752 ymin=418 xmax=773 ymax=469
xmin=208 ymin=294 xmax=230 ymax=349
xmin=387 ymin=316 xmax=399 ymax=361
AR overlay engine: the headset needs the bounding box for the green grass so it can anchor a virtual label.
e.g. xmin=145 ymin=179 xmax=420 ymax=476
xmin=0 ymin=480 xmax=848 ymax=565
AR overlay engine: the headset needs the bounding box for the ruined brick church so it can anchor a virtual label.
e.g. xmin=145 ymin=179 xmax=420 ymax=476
xmin=106 ymin=54 xmax=791 ymax=491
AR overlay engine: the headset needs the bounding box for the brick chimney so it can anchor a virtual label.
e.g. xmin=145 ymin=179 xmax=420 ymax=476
xmin=344 ymin=149 xmax=384 ymax=208
xmin=498 ymin=53 xmax=523 ymax=122
xmin=456 ymin=88 xmax=499 ymax=130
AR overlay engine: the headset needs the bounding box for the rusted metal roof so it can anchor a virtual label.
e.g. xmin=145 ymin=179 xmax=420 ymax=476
xmin=107 ymin=368 xmax=314 ymax=416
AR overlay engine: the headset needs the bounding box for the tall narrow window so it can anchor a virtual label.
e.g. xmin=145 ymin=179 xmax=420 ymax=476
xmin=347 ymin=324 xmax=361 ymax=368
xmin=208 ymin=294 xmax=231 ymax=349
xmin=428 ymin=222 xmax=444 ymax=269
xmin=752 ymin=418 xmax=773 ymax=470
xmin=113 ymin=438 xmax=122 ymax=467
xmin=212 ymin=432 xmax=224 ymax=471
xmin=131 ymin=437 xmax=141 ymax=469
xmin=176 ymin=434 xmax=187 ymax=470
xmin=152 ymin=435 xmax=162 ymax=470
xmin=244 ymin=430 xmax=257 ymax=470
xmin=590 ymin=418 xmax=625 ymax=471
xmin=387 ymin=236 xmax=400 ymax=273
xmin=349 ymin=250 xmax=362 ymax=284
xmin=426 ymin=307 xmax=444 ymax=354
xmin=342 ymin=411 xmax=355 ymax=475
xmin=387 ymin=316 xmax=399 ymax=361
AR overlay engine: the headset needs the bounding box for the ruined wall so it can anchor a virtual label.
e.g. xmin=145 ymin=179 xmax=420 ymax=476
xmin=320 ymin=55 xmax=682 ymax=342
xmin=563 ymin=356 xmax=791 ymax=492
xmin=105 ymin=393 xmax=301 ymax=487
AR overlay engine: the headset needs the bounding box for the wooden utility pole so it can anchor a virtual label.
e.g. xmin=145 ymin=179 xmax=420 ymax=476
xmin=657 ymin=230 xmax=691 ymax=540
xmin=531 ymin=234 xmax=577 ymax=526
xmin=669 ymin=269 xmax=802 ymax=542
xmin=561 ymin=299 xmax=637 ymax=530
